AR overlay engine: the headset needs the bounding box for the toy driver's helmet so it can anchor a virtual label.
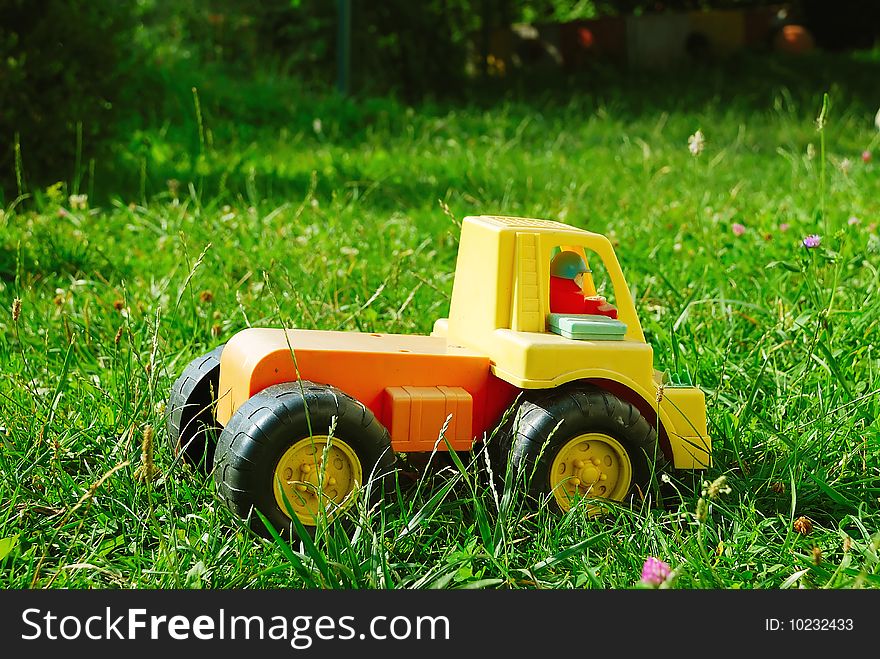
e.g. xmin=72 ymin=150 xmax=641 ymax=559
xmin=550 ymin=251 xmax=587 ymax=280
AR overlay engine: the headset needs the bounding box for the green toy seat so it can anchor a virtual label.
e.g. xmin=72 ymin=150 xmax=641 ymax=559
xmin=546 ymin=313 xmax=628 ymax=341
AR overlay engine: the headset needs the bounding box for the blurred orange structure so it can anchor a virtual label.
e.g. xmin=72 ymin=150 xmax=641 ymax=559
xmin=774 ymin=24 xmax=816 ymax=54
xmin=492 ymin=4 xmax=814 ymax=73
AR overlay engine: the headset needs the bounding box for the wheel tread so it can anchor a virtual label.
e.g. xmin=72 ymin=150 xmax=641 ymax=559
xmin=167 ymin=344 xmax=224 ymax=469
xmin=500 ymin=383 xmax=668 ymax=509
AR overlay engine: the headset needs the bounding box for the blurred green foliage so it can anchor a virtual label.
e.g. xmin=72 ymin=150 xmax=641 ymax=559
xmin=0 ymin=0 xmax=144 ymax=198
xmin=1 ymin=0 xmax=875 ymax=199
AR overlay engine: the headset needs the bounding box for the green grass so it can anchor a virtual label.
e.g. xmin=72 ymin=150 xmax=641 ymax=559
xmin=1 ymin=52 xmax=879 ymax=589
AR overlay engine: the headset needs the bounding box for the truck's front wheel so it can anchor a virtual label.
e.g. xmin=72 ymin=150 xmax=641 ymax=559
xmin=502 ymin=385 xmax=667 ymax=513
xmin=213 ymin=381 xmax=396 ymax=538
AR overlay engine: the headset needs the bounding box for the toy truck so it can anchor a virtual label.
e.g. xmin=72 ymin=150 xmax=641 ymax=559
xmin=168 ymin=215 xmax=710 ymax=536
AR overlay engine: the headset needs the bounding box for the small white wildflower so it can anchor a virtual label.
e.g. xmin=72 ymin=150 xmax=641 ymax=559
xmin=875 ymin=107 xmax=880 ymax=131
xmin=688 ymin=130 xmax=705 ymax=156
xmin=68 ymin=194 xmax=88 ymax=210
xmin=646 ymin=302 xmax=665 ymax=317
xmin=340 ymin=246 xmax=359 ymax=257
xmin=312 ymin=118 xmax=323 ymax=135
xmin=806 ymin=143 xmax=816 ymax=160
xmin=839 ymin=158 xmax=853 ymax=175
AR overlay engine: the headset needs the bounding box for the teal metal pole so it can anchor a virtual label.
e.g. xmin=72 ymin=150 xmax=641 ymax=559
xmin=337 ymin=0 xmax=351 ymax=95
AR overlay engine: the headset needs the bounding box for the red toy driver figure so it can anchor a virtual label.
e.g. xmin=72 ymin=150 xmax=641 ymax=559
xmin=549 ymin=251 xmax=618 ymax=318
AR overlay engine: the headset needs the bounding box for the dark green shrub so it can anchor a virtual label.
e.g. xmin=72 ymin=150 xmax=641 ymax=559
xmin=0 ymin=0 xmax=140 ymax=199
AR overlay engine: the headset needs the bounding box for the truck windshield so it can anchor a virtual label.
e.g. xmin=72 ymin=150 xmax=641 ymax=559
xmin=549 ymin=245 xmax=617 ymax=317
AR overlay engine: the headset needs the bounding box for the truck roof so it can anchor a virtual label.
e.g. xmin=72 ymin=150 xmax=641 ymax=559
xmin=466 ymin=215 xmax=600 ymax=237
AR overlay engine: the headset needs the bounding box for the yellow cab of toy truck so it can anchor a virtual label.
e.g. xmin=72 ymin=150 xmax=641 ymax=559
xmin=433 ymin=215 xmax=710 ymax=470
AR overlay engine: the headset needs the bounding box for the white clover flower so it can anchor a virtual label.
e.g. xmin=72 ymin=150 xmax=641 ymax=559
xmin=688 ymin=130 xmax=705 ymax=156
xmin=875 ymin=107 xmax=880 ymax=131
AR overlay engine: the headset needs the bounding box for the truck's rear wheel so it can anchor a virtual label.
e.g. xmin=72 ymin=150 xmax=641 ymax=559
xmin=502 ymin=384 xmax=667 ymax=512
xmin=213 ymin=381 xmax=396 ymax=538
xmin=167 ymin=344 xmax=224 ymax=470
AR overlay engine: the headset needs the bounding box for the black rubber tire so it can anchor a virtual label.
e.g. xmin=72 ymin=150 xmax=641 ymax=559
xmin=212 ymin=381 xmax=396 ymax=538
xmin=167 ymin=344 xmax=225 ymax=470
xmin=500 ymin=384 xmax=668 ymax=510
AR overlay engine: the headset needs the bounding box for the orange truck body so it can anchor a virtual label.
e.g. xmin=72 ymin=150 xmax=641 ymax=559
xmin=216 ymin=328 xmax=521 ymax=453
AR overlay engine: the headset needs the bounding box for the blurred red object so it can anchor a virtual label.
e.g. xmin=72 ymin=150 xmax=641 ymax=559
xmin=773 ymin=24 xmax=815 ymax=54
xmin=578 ymin=27 xmax=595 ymax=48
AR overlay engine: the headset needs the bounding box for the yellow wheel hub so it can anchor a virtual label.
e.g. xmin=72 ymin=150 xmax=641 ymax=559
xmin=550 ymin=433 xmax=632 ymax=511
xmin=273 ymin=435 xmax=363 ymax=526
